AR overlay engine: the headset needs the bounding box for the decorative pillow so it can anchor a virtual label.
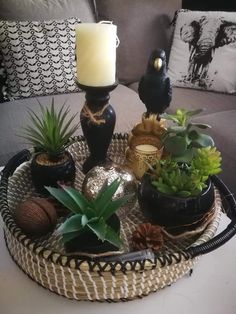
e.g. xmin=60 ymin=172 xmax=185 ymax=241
xmin=0 ymin=52 xmax=8 ymax=102
xmin=168 ymin=10 xmax=236 ymax=93
xmin=0 ymin=17 xmax=81 ymax=99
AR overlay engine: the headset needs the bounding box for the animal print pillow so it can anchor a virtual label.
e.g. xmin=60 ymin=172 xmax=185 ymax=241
xmin=168 ymin=10 xmax=236 ymax=93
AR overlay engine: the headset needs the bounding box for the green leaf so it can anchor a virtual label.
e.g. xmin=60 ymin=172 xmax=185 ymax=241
xmin=177 ymin=190 xmax=192 ymax=197
xmin=188 ymin=130 xmax=199 ymax=140
xmin=102 ymin=195 xmax=130 ymax=221
xmin=164 ymin=135 xmax=188 ymax=156
xmin=95 ymin=179 xmax=109 ymax=202
xmin=45 ymin=186 xmax=81 ymax=214
xmin=167 ymin=126 xmax=186 ymax=133
xmin=173 ymin=148 xmax=194 ymax=163
xmin=58 ymin=214 xmax=83 ymax=234
xmin=62 ymin=230 xmax=83 ymax=243
xmin=104 ymin=224 xmax=123 ymax=249
xmin=60 ymin=186 xmax=93 ymax=216
xmin=161 ymin=113 xmax=180 ymax=124
xmin=189 ymin=123 xmax=211 ymax=129
xmin=94 ymin=179 xmax=121 ymax=215
xmin=81 ymin=214 xmax=89 ymax=227
xmin=192 ymin=133 xmax=214 ymax=148
xmin=87 ymin=218 xmax=107 ymax=241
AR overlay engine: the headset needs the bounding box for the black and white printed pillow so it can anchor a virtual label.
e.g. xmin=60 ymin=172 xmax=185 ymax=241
xmin=0 ymin=52 xmax=8 ymax=102
xmin=168 ymin=11 xmax=236 ymax=93
xmin=0 ymin=17 xmax=81 ymax=99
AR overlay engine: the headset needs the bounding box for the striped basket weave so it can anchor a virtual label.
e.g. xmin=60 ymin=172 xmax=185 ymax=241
xmin=1 ymin=134 xmax=236 ymax=302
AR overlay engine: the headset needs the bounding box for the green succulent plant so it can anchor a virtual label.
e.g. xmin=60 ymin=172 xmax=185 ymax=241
xmin=161 ymin=108 xmax=214 ymax=163
xmin=21 ymin=99 xmax=79 ymax=160
xmin=192 ymin=146 xmax=222 ymax=182
xmin=46 ymin=179 xmax=129 ymax=249
xmin=151 ymin=147 xmax=222 ymax=197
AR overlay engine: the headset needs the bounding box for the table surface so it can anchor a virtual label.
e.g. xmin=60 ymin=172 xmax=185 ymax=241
xmin=1 ymin=166 xmax=236 ymax=314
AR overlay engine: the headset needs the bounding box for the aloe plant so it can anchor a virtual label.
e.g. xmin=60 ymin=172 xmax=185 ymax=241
xmin=46 ymin=179 xmax=129 ymax=249
xmin=161 ymin=109 xmax=214 ymax=163
xmin=21 ymin=98 xmax=79 ymax=159
xmin=151 ymin=147 xmax=222 ymax=197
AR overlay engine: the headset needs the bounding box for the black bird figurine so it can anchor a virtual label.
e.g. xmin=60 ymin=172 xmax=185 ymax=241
xmin=138 ymin=49 xmax=172 ymax=119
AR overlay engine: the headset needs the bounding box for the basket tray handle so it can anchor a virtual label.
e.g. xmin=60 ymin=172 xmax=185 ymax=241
xmin=186 ymin=175 xmax=236 ymax=258
xmin=1 ymin=149 xmax=31 ymax=180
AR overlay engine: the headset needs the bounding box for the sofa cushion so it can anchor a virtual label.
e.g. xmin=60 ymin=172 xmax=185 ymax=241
xmin=168 ymin=10 xmax=236 ymax=93
xmin=0 ymin=18 xmax=81 ymax=99
xmin=0 ymin=84 xmax=145 ymax=165
xmin=0 ymin=0 xmax=95 ymax=22
xmin=129 ymin=83 xmax=236 ymax=116
xmin=96 ymin=0 xmax=181 ymax=84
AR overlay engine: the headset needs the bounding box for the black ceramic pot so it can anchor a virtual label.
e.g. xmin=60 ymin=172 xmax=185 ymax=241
xmin=138 ymin=174 xmax=215 ymax=229
xmin=31 ymin=151 xmax=76 ymax=195
xmin=64 ymin=214 xmax=120 ymax=254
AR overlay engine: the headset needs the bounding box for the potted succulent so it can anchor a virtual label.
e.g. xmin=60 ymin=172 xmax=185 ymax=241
xmin=21 ymin=99 xmax=79 ymax=194
xmin=46 ymin=178 xmax=129 ymax=254
xmin=138 ymin=109 xmax=222 ymax=233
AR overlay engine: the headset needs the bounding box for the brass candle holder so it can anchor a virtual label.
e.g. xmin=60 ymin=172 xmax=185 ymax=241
xmin=125 ymin=114 xmax=166 ymax=179
xmin=76 ymin=81 xmax=118 ymax=173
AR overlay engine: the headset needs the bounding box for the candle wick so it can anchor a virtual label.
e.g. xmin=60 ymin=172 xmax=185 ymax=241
xmin=99 ymin=20 xmax=113 ymax=25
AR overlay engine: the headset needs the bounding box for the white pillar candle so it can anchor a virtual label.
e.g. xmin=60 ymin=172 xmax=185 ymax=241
xmin=76 ymin=23 xmax=117 ymax=87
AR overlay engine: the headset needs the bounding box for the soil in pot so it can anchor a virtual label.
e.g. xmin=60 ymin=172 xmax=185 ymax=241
xmin=138 ymin=174 xmax=215 ymax=232
xmin=64 ymin=214 xmax=121 ymax=254
xmin=31 ymin=151 xmax=76 ymax=195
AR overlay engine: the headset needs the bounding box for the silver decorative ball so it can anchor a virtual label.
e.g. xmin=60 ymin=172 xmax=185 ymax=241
xmin=82 ymin=162 xmax=137 ymax=219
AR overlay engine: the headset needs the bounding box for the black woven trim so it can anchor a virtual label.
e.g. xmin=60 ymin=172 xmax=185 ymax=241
xmin=4 ymin=231 xmax=164 ymax=302
xmin=154 ymin=251 xmax=192 ymax=268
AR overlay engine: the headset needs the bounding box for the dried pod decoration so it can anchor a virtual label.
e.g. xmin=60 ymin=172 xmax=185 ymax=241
xmin=132 ymin=223 xmax=164 ymax=252
xmin=14 ymin=197 xmax=57 ymax=237
xmin=46 ymin=196 xmax=70 ymax=217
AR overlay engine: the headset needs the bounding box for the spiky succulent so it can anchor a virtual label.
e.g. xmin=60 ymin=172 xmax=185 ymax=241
xmin=21 ymin=99 xmax=79 ymax=159
xmin=46 ymin=179 xmax=129 ymax=249
xmin=151 ymin=146 xmax=222 ymax=197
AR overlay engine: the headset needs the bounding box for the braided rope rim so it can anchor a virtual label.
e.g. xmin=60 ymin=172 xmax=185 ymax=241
xmin=0 ymin=134 xmax=224 ymax=273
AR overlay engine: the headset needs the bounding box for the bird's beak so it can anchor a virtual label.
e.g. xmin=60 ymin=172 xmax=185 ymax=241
xmin=154 ymin=58 xmax=162 ymax=70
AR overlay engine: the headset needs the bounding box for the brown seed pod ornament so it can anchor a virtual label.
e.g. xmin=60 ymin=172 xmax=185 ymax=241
xmin=14 ymin=197 xmax=57 ymax=237
xmin=132 ymin=223 xmax=164 ymax=252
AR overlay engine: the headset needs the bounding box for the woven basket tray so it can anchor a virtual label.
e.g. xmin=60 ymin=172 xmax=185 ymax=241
xmin=1 ymin=134 xmax=236 ymax=302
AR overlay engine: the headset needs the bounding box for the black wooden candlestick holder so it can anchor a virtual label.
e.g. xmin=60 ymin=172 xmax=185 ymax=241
xmin=76 ymin=81 xmax=118 ymax=173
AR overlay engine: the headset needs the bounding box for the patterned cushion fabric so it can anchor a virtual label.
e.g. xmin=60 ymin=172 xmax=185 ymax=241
xmin=168 ymin=10 xmax=236 ymax=93
xmin=0 ymin=17 xmax=81 ymax=99
xmin=0 ymin=52 xmax=8 ymax=102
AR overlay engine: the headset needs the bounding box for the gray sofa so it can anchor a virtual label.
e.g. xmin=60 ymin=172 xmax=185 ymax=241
xmin=0 ymin=0 xmax=235 ymax=195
